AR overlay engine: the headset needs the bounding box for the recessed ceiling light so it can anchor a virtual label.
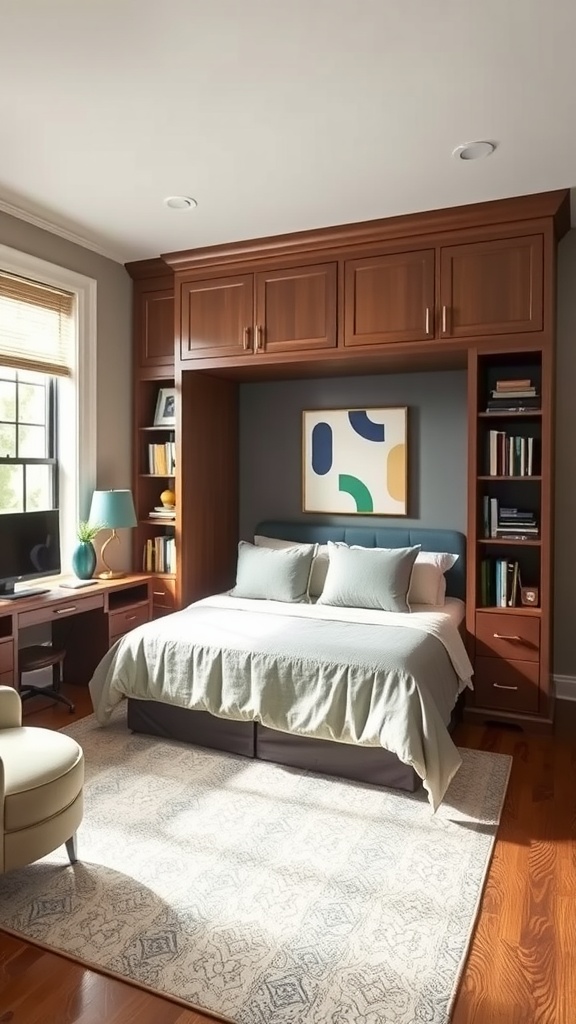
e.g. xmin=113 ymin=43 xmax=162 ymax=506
xmin=452 ymin=141 xmax=497 ymax=161
xmin=164 ymin=195 xmax=198 ymax=210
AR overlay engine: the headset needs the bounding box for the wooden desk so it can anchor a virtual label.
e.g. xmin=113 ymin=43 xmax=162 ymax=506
xmin=0 ymin=575 xmax=152 ymax=690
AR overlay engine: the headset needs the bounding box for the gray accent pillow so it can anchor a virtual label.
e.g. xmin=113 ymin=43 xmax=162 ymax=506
xmin=316 ymin=541 xmax=421 ymax=613
xmin=231 ymin=540 xmax=317 ymax=602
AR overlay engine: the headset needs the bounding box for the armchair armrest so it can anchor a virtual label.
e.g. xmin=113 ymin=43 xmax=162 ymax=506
xmin=0 ymin=686 xmax=22 ymax=729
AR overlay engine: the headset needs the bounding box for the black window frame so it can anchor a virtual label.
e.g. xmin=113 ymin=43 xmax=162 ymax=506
xmin=0 ymin=366 xmax=59 ymax=512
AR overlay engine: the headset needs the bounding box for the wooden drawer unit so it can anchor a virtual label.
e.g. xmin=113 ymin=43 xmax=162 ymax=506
xmin=475 ymin=612 xmax=540 ymax=663
xmin=473 ymin=656 xmax=539 ymax=714
xmin=18 ymin=593 xmax=104 ymax=629
xmin=0 ymin=639 xmax=14 ymax=674
xmin=109 ymin=603 xmax=150 ymax=645
xmin=151 ymin=577 xmax=176 ymax=615
xmin=0 ymin=671 xmax=14 ymax=688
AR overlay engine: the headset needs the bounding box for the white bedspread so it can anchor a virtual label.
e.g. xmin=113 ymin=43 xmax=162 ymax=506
xmin=89 ymin=595 xmax=473 ymax=810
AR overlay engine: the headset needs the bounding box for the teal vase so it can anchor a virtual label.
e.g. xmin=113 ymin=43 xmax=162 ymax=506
xmin=72 ymin=541 xmax=97 ymax=580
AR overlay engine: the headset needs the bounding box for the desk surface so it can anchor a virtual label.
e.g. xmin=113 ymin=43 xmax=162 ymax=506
xmin=0 ymin=574 xmax=150 ymax=615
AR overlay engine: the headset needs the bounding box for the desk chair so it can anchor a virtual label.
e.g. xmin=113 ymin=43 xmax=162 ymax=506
xmin=19 ymin=645 xmax=75 ymax=713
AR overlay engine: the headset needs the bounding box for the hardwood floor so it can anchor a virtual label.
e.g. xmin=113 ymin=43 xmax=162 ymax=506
xmin=1 ymin=686 xmax=575 ymax=1023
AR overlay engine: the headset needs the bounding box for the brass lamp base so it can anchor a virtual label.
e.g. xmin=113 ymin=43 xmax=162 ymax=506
xmin=98 ymin=529 xmax=126 ymax=580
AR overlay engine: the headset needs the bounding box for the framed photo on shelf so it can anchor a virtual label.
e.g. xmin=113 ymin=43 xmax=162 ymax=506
xmin=154 ymin=387 xmax=176 ymax=426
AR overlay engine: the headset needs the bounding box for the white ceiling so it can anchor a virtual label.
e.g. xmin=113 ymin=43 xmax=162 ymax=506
xmin=1 ymin=0 xmax=575 ymax=264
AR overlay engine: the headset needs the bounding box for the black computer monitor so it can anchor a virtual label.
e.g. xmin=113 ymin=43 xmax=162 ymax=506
xmin=0 ymin=509 xmax=61 ymax=599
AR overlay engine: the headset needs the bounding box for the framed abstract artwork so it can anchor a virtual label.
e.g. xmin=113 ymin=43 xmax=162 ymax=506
xmin=302 ymin=407 xmax=407 ymax=515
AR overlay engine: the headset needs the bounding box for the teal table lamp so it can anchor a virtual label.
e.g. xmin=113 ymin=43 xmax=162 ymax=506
xmin=89 ymin=489 xmax=137 ymax=579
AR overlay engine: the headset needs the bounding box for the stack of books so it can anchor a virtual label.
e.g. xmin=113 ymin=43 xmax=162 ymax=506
xmin=148 ymin=441 xmax=176 ymax=475
xmin=483 ymin=497 xmax=539 ymax=539
xmin=486 ymin=377 xmax=540 ymax=413
xmin=148 ymin=505 xmax=176 ymax=522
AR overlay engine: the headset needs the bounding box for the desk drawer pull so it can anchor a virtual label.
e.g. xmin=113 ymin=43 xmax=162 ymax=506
xmin=125 ymin=614 xmax=137 ymax=622
xmin=153 ymin=590 xmax=165 ymax=597
xmin=493 ymin=682 xmax=519 ymax=691
xmin=493 ymin=633 xmax=522 ymax=641
xmin=54 ymin=606 xmax=77 ymax=615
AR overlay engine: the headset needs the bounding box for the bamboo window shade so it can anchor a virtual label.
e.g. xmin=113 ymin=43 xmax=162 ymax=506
xmin=0 ymin=271 xmax=75 ymax=377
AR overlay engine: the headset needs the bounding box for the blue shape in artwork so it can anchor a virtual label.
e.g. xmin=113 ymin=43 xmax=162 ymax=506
xmin=348 ymin=410 xmax=385 ymax=442
xmin=311 ymin=422 xmax=333 ymax=475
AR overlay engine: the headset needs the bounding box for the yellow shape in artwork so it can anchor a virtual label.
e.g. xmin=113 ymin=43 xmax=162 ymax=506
xmin=387 ymin=444 xmax=406 ymax=503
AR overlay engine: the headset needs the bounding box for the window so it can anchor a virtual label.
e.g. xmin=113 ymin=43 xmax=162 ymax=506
xmin=0 ymin=366 xmax=58 ymax=511
xmin=0 ymin=243 xmax=97 ymax=570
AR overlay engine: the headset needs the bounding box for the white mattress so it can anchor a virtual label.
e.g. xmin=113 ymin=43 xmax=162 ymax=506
xmin=410 ymin=597 xmax=465 ymax=627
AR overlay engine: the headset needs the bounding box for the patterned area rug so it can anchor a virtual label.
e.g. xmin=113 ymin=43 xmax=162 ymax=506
xmin=0 ymin=712 xmax=511 ymax=1024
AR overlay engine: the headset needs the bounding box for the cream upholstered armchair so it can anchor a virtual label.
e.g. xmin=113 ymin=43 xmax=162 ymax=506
xmin=0 ymin=685 xmax=84 ymax=874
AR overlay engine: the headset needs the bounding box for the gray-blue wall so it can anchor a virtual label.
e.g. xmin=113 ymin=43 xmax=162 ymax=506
xmin=239 ymin=369 xmax=467 ymax=540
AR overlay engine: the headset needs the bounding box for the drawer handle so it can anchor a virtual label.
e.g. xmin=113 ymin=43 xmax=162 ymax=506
xmin=493 ymin=633 xmax=522 ymax=641
xmin=243 ymin=326 xmax=250 ymax=351
xmin=126 ymin=615 xmax=137 ymax=622
xmin=153 ymin=590 xmax=165 ymax=596
xmin=493 ymin=682 xmax=519 ymax=691
xmin=425 ymin=307 xmax=431 ymax=335
xmin=441 ymin=305 xmax=448 ymax=333
xmin=54 ymin=606 xmax=77 ymax=614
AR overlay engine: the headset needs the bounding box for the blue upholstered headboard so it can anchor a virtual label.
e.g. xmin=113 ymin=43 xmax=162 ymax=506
xmin=255 ymin=521 xmax=467 ymax=601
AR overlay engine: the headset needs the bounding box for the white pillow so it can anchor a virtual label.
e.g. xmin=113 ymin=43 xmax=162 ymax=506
xmin=408 ymin=551 xmax=458 ymax=606
xmin=232 ymin=541 xmax=317 ymax=602
xmin=254 ymin=535 xmax=329 ymax=598
xmin=317 ymin=541 xmax=420 ymax=613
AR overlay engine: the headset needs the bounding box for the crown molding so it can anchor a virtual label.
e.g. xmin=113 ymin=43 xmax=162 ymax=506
xmin=0 ymin=196 xmax=125 ymax=264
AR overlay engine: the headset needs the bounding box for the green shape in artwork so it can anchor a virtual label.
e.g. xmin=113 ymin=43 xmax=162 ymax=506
xmin=339 ymin=474 xmax=374 ymax=513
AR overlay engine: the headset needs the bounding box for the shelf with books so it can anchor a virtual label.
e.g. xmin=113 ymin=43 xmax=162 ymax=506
xmin=467 ymin=347 xmax=552 ymax=728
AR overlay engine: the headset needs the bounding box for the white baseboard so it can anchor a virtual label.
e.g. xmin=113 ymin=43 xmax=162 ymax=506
xmin=553 ymin=674 xmax=576 ymax=701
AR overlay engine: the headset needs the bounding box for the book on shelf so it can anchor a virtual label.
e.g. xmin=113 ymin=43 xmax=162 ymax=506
xmin=486 ymin=395 xmax=540 ymax=412
xmin=487 ymin=431 xmax=535 ymax=475
xmin=482 ymin=496 xmax=539 ymax=539
xmin=495 ymin=378 xmax=532 ymax=391
xmin=480 ymin=557 xmax=521 ymax=607
xmin=147 ymin=441 xmax=176 ymax=475
xmin=142 ymin=535 xmax=176 ymax=573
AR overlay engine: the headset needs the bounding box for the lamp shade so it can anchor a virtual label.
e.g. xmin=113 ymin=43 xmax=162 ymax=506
xmin=89 ymin=489 xmax=137 ymax=529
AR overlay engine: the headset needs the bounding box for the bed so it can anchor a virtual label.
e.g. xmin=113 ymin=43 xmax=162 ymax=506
xmin=89 ymin=522 xmax=472 ymax=810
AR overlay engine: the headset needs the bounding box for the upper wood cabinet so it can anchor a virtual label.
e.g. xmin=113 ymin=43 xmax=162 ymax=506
xmin=440 ymin=235 xmax=544 ymax=338
xmin=344 ymin=250 xmax=435 ymax=347
xmin=134 ymin=278 xmax=175 ymax=369
xmin=180 ymin=262 xmax=337 ymax=361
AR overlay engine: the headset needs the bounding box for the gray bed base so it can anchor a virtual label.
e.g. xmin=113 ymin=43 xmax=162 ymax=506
xmin=127 ymin=521 xmax=466 ymax=795
xmin=126 ymin=699 xmax=421 ymax=791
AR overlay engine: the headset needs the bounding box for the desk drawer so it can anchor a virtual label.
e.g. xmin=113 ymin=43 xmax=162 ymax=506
xmin=151 ymin=577 xmax=176 ymax=613
xmin=18 ymin=593 xmax=104 ymax=628
xmin=0 ymin=670 xmax=14 ymax=688
xmin=109 ymin=603 xmax=150 ymax=643
xmin=473 ymin=656 xmax=539 ymax=714
xmin=0 ymin=639 xmax=14 ymax=674
xmin=475 ymin=612 xmax=540 ymax=663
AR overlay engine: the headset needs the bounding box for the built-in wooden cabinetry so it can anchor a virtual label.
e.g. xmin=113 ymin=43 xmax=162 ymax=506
xmin=127 ymin=260 xmax=177 ymax=619
xmin=127 ymin=190 xmax=569 ymax=727
xmin=179 ymin=262 xmax=337 ymax=361
xmin=343 ymin=233 xmax=543 ymax=349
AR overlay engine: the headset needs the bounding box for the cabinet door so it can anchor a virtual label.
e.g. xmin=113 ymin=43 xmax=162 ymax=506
xmin=135 ymin=285 xmax=175 ymax=368
xmin=344 ymin=250 xmax=435 ymax=347
xmin=440 ymin=235 xmax=543 ymax=338
xmin=255 ymin=263 xmax=337 ymax=354
xmin=180 ymin=275 xmax=254 ymax=360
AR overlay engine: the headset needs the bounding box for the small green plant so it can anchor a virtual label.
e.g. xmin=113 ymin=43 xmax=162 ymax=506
xmin=76 ymin=520 xmax=102 ymax=543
